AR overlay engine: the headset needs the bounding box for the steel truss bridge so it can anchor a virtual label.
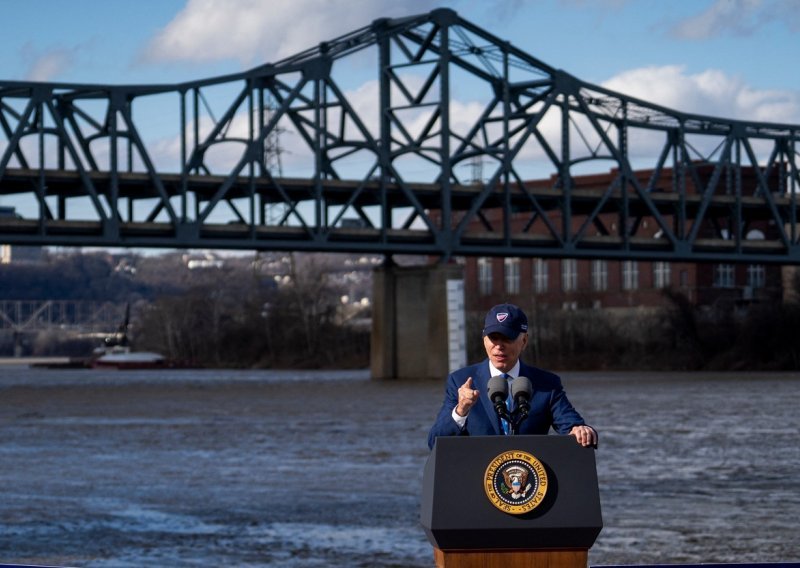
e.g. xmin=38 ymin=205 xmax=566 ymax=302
xmin=1 ymin=8 xmax=799 ymax=264
xmin=0 ymin=300 xmax=124 ymax=335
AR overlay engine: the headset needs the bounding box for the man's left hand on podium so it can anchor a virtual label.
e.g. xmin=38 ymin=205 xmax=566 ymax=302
xmin=569 ymin=425 xmax=598 ymax=448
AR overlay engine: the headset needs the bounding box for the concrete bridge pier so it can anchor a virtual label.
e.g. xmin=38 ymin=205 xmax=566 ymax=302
xmin=370 ymin=262 xmax=466 ymax=380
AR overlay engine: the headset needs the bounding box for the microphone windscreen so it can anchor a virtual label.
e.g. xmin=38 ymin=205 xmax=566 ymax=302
xmin=511 ymin=376 xmax=532 ymax=400
xmin=487 ymin=375 xmax=508 ymax=401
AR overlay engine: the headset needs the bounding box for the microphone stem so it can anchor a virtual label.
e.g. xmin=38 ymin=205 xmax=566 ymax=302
xmin=510 ymin=402 xmax=530 ymax=435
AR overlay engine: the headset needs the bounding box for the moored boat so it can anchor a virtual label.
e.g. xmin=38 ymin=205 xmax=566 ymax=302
xmin=88 ymin=303 xmax=168 ymax=369
xmin=90 ymin=346 xmax=166 ymax=369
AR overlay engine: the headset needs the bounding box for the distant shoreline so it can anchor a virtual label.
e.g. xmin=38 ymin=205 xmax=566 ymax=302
xmin=0 ymin=356 xmax=72 ymax=366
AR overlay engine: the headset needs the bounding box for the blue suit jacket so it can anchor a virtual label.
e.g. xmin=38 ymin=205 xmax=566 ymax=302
xmin=427 ymin=359 xmax=588 ymax=450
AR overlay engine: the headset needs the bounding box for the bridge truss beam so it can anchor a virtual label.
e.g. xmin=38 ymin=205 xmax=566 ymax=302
xmin=0 ymin=9 xmax=798 ymax=264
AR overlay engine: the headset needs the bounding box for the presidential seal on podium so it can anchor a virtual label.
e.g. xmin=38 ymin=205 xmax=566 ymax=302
xmin=484 ymin=450 xmax=548 ymax=515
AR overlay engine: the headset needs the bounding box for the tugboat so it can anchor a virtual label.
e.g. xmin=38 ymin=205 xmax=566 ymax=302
xmin=90 ymin=304 xmax=166 ymax=370
xmin=90 ymin=345 xmax=166 ymax=369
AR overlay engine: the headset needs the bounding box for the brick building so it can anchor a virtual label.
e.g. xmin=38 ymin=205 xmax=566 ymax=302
xmin=457 ymin=165 xmax=786 ymax=313
xmin=463 ymin=254 xmax=783 ymax=314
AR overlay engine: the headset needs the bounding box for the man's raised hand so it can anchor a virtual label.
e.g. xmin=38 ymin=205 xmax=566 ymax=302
xmin=455 ymin=376 xmax=480 ymax=417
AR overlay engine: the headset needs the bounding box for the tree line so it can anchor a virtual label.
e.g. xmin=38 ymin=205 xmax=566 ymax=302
xmin=463 ymin=285 xmax=800 ymax=372
xmin=3 ymin=250 xmax=800 ymax=371
xmin=0 ymin=250 xmax=371 ymax=368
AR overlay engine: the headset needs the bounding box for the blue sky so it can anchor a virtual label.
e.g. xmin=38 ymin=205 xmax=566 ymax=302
xmin=2 ymin=0 xmax=799 ymax=125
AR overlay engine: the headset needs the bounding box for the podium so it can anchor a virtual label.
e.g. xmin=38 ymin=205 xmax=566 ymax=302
xmin=420 ymin=435 xmax=602 ymax=568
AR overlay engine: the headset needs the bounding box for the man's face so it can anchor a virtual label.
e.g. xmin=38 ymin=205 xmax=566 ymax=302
xmin=483 ymin=332 xmax=528 ymax=373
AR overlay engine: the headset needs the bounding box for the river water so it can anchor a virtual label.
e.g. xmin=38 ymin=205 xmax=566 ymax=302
xmin=0 ymin=366 xmax=798 ymax=567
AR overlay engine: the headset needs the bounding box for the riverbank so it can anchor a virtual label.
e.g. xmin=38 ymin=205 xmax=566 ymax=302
xmin=0 ymin=356 xmax=73 ymax=366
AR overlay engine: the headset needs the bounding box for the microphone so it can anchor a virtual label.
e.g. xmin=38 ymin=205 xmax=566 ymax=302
xmin=511 ymin=376 xmax=532 ymax=417
xmin=487 ymin=375 xmax=509 ymax=418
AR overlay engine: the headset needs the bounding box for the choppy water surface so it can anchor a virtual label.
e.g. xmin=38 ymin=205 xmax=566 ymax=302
xmin=1 ymin=367 xmax=798 ymax=567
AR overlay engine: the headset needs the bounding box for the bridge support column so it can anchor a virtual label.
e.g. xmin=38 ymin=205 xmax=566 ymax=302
xmin=371 ymin=263 xmax=465 ymax=380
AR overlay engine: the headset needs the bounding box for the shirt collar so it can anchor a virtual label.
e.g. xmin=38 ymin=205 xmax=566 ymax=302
xmin=489 ymin=360 xmax=520 ymax=379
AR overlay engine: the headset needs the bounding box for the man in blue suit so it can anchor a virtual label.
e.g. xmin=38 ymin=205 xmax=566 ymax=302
xmin=427 ymin=303 xmax=597 ymax=450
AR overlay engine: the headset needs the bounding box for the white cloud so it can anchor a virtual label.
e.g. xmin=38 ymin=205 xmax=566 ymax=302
xmin=141 ymin=0 xmax=443 ymax=66
xmin=21 ymin=44 xmax=77 ymax=82
xmin=671 ymin=0 xmax=800 ymax=39
xmin=601 ymin=64 xmax=800 ymax=125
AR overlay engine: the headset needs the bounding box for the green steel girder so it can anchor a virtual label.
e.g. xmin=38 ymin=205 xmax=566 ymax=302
xmin=0 ymin=8 xmax=799 ymax=264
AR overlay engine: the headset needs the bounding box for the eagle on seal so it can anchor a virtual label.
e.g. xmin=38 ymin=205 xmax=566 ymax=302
xmin=502 ymin=465 xmax=529 ymax=499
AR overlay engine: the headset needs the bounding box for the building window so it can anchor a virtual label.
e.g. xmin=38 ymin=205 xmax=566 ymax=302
xmin=591 ymin=260 xmax=608 ymax=291
xmin=504 ymin=257 xmax=520 ymax=295
xmin=714 ymin=264 xmax=735 ymax=288
xmin=653 ymin=261 xmax=671 ymax=289
xmin=622 ymin=260 xmax=639 ymax=290
xmin=533 ymin=258 xmax=548 ymax=293
xmin=478 ymin=257 xmax=492 ymax=296
xmin=747 ymin=264 xmax=765 ymax=289
xmin=562 ymin=258 xmax=577 ymax=292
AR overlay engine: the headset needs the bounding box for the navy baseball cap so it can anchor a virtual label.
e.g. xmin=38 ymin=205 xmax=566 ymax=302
xmin=482 ymin=304 xmax=528 ymax=339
